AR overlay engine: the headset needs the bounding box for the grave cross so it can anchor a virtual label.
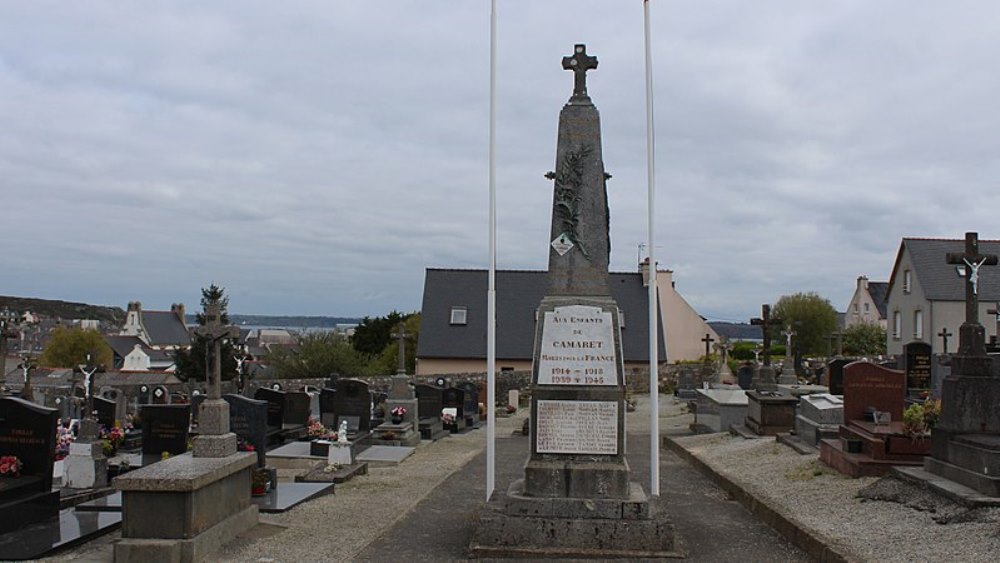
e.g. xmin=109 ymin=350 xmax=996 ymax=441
xmin=946 ymin=232 xmax=997 ymax=327
xmin=750 ymin=304 xmax=783 ymax=366
xmin=391 ymin=323 xmax=409 ymax=376
xmin=562 ymin=44 xmax=598 ymax=98
xmin=192 ymin=303 xmax=240 ymax=400
xmin=18 ymin=353 xmax=36 ymax=402
xmin=831 ymin=330 xmax=844 ymax=357
xmin=701 ymin=333 xmax=715 ymax=360
xmin=938 ymin=327 xmax=952 ymax=354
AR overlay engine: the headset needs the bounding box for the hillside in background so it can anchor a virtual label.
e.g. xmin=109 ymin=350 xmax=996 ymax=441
xmin=0 ymin=295 xmax=125 ymax=325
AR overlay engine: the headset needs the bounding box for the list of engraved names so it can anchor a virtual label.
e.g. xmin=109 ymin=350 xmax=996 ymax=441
xmin=535 ymin=400 xmax=618 ymax=455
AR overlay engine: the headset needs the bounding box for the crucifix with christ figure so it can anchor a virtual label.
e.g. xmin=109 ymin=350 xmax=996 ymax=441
xmin=751 ymin=304 xmax=782 ymax=367
xmin=946 ymin=232 xmax=997 ymax=358
xmin=938 ymin=328 xmax=952 ymax=354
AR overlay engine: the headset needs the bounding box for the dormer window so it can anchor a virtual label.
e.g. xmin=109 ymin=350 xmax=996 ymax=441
xmin=450 ymin=306 xmax=468 ymax=325
xmin=903 ymin=270 xmax=912 ymax=294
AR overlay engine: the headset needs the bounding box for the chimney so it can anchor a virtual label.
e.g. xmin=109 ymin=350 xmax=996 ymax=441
xmin=857 ymin=275 xmax=868 ymax=291
xmin=127 ymin=301 xmax=142 ymax=313
xmin=171 ymin=303 xmax=186 ymax=325
xmin=640 ymin=257 xmax=651 ymax=287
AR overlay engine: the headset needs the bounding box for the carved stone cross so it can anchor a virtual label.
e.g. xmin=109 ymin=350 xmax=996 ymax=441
xmin=562 ymin=44 xmax=598 ymax=98
xmin=391 ymin=323 xmax=409 ymax=376
xmin=938 ymin=327 xmax=952 ymax=354
xmin=701 ymin=333 xmax=715 ymax=359
xmin=751 ymin=304 xmax=782 ymax=367
xmin=192 ymin=303 xmax=240 ymax=400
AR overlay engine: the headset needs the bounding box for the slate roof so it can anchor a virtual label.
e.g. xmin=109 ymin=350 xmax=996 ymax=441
xmin=708 ymin=322 xmax=762 ymax=341
xmin=888 ymin=238 xmax=1000 ymax=301
xmin=142 ymin=311 xmax=190 ymax=346
xmin=417 ymin=269 xmax=666 ymax=363
xmin=104 ymin=335 xmax=146 ymax=359
xmin=866 ymin=282 xmax=888 ymax=318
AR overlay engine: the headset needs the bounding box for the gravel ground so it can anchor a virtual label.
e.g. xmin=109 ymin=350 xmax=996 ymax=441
xmin=672 ymin=431 xmax=1000 ymax=562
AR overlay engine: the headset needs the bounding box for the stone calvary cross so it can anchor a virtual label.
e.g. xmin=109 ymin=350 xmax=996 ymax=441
xmin=751 ymin=304 xmax=782 ymax=367
xmin=562 ymin=44 xmax=598 ymax=99
xmin=946 ymin=232 xmax=997 ymax=361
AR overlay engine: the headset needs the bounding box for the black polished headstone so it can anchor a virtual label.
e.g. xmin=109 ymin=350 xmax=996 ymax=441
xmin=737 ymin=365 xmax=754 ymax=390
xmin=254 ymin=387 xmax=286 ymax=429
xmin=331 ymin=379 xmax=372 ymax=433
xmin=283 ymin=391 xmax=311 ymax=426
xmin=827 ymin=358 xmax=850 ymax=396
xmin=442 ymin=387 xmax=465 ymax=432
xmin=904 ymin=341 xmax=932 ymax=396
xmin=414 ymin=384 xmax=444 ymax=420
xmin=319 ymin=388 xmax=337 ymax=428
xmin=140 ymin=404 xmax=190 ymax=456
xmin=224 ymin=394 xmax=267 ymax=467
xmin=92 ymin=396 xmax=116 ymax=428
xmin=0 ymin=397 xmax=58 ymax=494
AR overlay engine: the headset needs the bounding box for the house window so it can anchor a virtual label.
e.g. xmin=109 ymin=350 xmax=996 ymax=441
xmin=864 ymin=303 xmax=870 ymax=313
xmin=903 ymin=270 xmax=911 ymax=294
xmin=853 ymin=303 xmax=859 ymax=313
xmin=914 ymin=310 xmax=923 ymax=339
xmin=893 ymin=311 xmax=901 ymax=339
xmin=450 ymin=306 xmax=467 ymax=325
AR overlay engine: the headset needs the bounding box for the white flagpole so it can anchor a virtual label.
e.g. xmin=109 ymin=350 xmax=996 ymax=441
xmin=486 ymin=0 xmax=497 ymax=501
xmin=643 ymin=0 xmax=660 ymax=497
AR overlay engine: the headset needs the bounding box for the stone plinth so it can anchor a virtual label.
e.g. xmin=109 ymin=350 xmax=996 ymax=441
xmin=925 ymin=374 xmax=1000 ymax=496
xmin=744 ymin=391 xmax=799 ymax=436
xmin=372 ymin=421 xmax=420 ymax=447
xmin=63 ymin=441 xmax=108 ymax=489
xmin=690 ymin=389 xmax=748 ymax=434
xmin=113 ymin=452 xmax=258 ymax=562
xmin=752 ymin=366 xmax=777 ymax=391
xmin=470 ymin=480 xmax=680 ymax=559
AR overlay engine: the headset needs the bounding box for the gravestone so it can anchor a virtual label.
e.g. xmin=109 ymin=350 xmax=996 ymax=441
xmin=224 ymin=394 xmax=267 ymax=467
xmin=441 ymin=387 xmax=465 ymax=433
xmin=373 ymin=374 xmax=420 ymax=447
xmin=690 ymin=389 xmax=749 ymax=434
xmin=819 ymin=361 xmax=927 ymax=477
xmin=737 ymin=364 xmax=754 ymax=390
xmin=319 ymin=388 xmax=337 ymax=428
xmin=101 ymin=388 xmax=128 ymax=425
xmin=904 ymin=341 xmax=932 ymax=397
xmin=0 ymin=397 xmax=60 ymax=534
xmin=414 ymin=383 xmax=447 ymax=440
xmin=283 ymin=391 xmax=311 ymax=427
xmin=190 ymin=394 xmax=206 ymax=425
xmin=472 ymin=45 xmax=676 ymax=558
xmin=330 ymin=378 xmax=372 ymax=435
xmin=93 ymin=396 xmax=116 ymax=428
xmin=151 ymin=385 xmax=169 ymax=404
xmin=930 ymin=355 xmax=950 ymax=399
xmin=675 ymin=366 xmax=698 ymax=399
xmin=826 ymin=358 xmax=850 ymax=396
xmin=459 ymin=381 xmax=479 ymax=427
xmin=254 ymin=387 xmax=285 ymax=430
xmin=140 ymin=404 xmax=190 ymax=456
xmin=794 ymin=393 xmax=843 ymax=446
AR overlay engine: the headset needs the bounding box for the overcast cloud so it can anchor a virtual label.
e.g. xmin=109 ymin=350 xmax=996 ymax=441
xmin=2 ymin=1 xmax=999 ymax=321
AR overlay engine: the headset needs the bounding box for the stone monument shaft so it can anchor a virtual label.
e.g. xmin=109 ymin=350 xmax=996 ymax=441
xmin=547 ymin=44 xmax=611 ymax=297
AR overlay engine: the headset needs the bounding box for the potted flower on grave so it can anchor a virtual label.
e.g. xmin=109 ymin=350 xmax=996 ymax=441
xmin=441 ymin=412 xmax=456 ymax=432
xmin=99 ymin=424 xmax=125 ymax=457
xmin=237 ymin=437 xmax=255 ymax=452
xmin=903 ymin=399 xmax=942 ymax=442
xmin=390 ymin=406 xmax=407 ymax=425
xmin=251 ymin=468 xmax=270 ymax=497
xmin=0 ymin=456 xmax=23 ymax=478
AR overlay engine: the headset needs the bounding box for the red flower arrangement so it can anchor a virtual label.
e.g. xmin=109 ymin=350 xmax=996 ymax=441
xmin=0 ymin=455 xmax=23 ymax=478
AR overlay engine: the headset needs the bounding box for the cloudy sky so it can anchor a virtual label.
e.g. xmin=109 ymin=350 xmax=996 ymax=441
xmin=3 ymin=1 xmax=999 ymax=321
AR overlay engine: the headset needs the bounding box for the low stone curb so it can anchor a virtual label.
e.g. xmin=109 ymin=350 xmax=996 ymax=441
xmin=663 ymin=434 xmax=857 ymax=563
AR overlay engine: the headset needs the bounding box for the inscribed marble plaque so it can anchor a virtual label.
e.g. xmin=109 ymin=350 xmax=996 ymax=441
xmin=535 ymin=400 xmax=618 ymax=454
xmin=537 ymin=305 xmax=617 ymax=386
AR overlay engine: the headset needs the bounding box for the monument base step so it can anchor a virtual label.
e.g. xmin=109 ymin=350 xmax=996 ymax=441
xmin=115 ymin=504 xmax=257 ymax=563
xmin=893 ymin=465 xmax=1000 ymax=508
xmin=470 ymin=480 xmax=682 ymax=559
xmin=922 ymin=455 xmax=1000 ymax=498
xmin=819 ymin=438 xmax=924 ymax=478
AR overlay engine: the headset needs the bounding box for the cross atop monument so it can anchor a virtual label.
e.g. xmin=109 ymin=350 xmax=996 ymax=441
xmin=192 ymin=303 xmax=240 ymax=400
xmin=391 ymin=323 xmax=409 ymax=376
xmin=750 ymin=304 xmax=783 ymax=367
xmin=562 ymin=44 xmax=598 ymax=99
xmin=946 ymin=232 xmax=997 ymax=361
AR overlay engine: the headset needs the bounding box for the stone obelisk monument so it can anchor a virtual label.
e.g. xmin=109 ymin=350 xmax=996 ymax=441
xmin=471 ymin=44 xmax=677 ymax=558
